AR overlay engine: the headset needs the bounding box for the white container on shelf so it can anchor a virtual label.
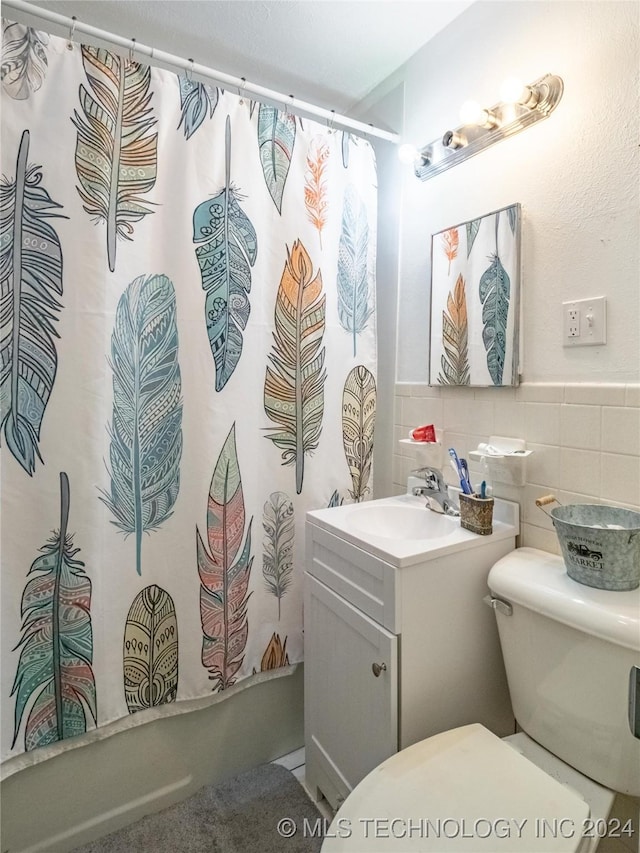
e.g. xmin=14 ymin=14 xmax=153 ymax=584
xmin=469 ymin=435 xmax=532 ymax=487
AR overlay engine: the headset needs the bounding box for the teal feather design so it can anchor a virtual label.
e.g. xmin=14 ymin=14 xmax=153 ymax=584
xmin=466 ymin=218 xmax=481 ymax=257
xmin=177 ymin=74 xmax=219 ymax=139
xmin=479 ymin=252 xmax=510 ymax=386
xmin=101 ymin=273 xmax=183 ymax=576
xmin=337 ymin=185 xmax=372 ymax=357
xmin=193 ymin=116 xmax=257 ymax=391
xmin=11 ymin=472 xmax=97 ymax=752
xmin=1 ymin=129 xmax=66 ymax=475
xmin=328 ymin=490 xmax=344 ymax=507
xmin=257 ymin=104 xmax=296 ymax=213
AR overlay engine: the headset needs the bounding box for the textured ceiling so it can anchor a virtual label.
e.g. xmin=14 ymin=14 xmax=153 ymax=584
xmin=18 ymin=0 xmax=473 ymax=115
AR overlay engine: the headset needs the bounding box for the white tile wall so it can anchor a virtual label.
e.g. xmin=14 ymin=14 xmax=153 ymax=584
xmin=393 ymin=382 xmax=640 ymax=553
xmin=560 ymin=404 xmax=601 ymax=450
xmin=602 ymin=407 xmax=640 ymax=456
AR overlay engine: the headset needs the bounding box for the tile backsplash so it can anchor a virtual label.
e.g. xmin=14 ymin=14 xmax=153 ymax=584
xmin=393 ymin=382 xmax=640 ymax=553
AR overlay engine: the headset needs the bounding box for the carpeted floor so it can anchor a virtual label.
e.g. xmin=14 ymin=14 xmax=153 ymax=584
xmin=71 ymin=763 xmax=325 ymax=853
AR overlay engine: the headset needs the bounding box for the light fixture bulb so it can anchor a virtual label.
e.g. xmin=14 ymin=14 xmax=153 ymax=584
xmin=459 ymin=100 xmax=487 ymax=126
xmin=397 ymin=143 xmax=420 ymax=165
xmin=500 ymin=77 xmax=526 ymax=103
xmin=500 ymin=76 xmax=539 ymax=107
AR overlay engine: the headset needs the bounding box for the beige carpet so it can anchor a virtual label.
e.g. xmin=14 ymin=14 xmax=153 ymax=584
xmin=71 ymin=763 xmax=324 ymax=853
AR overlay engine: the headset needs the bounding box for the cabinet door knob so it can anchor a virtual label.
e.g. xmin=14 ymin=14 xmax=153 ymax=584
xmin=371 ymin=662 xmax=387 ymax=677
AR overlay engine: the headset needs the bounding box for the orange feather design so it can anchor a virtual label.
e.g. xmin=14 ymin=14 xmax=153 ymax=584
xmin=442 ymin=227 xmax=459 ymax=275
xmin=261 ymin=633 xmax=290 ymax=670
xmin=304 ymin=137 xmax=329 ymax=249
xmin=437 ymin=273 xmax=470 ymax=385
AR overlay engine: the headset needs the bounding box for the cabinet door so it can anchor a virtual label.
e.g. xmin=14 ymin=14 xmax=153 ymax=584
xmin=304 ymin=573 xmax=398 ymax=809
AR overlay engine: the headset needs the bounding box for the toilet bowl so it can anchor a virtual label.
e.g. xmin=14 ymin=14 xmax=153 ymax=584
xmin=320 ymin=548 xmax=639 ymax=852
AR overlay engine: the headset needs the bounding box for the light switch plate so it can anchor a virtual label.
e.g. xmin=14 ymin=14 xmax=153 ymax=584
xmin=563 ymin=296 xmax=606 ymax=346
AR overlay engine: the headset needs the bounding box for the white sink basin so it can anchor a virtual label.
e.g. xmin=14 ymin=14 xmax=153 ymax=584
xmin=306 ymin=493 xmax=520 ymax=568
xmin=347 ymin=503 xmax=458 ymax=540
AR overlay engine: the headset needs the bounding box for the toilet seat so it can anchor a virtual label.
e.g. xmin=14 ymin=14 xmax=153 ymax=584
xmin=321 ymin=724 xmax=592 ymax=852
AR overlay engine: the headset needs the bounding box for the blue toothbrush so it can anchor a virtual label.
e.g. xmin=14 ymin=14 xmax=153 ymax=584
xmin=460 ymin=458 xmax=472 ymax=494
xmin=448 ymin=448 xmax=472 ymax=494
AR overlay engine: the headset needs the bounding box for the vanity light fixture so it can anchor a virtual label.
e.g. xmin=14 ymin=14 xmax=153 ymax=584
xmin=401 ymin=73 xmax=564 ymax=181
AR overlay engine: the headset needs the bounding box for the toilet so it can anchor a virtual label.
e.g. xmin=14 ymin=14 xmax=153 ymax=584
xmin=321 ymin=547 xmax=640 ymax=852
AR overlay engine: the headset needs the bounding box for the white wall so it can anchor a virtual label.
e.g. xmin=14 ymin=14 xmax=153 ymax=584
xmin=359 ymin=83 xmax=404 ymax=499
xmin=354 ymin=0 xmax=640 ymax=537
xmin=377 ymin=0 xmax=639 ymax=384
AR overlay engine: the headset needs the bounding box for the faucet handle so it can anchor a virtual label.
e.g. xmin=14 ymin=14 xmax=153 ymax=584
xmin=411 ymin=465 xmax=443 ymax=480
xmin=411 ymin=466 xmax=443 ymax=478
xmin=411 ymin=466 xmax=446 ymax=491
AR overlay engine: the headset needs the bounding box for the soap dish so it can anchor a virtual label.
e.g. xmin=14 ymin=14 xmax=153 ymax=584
xmin=398 ymin=439 xmax=443 ymax=466
xmin=469 ymin=435 xmax=532 ymax=486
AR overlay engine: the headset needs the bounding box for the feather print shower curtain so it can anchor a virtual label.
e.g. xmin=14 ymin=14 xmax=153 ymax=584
xmin=0 ymin=19 xmax=377 ymax=774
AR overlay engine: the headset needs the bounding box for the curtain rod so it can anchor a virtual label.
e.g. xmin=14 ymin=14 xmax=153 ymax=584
xmin=3 ymin=0 xmax=400 ymax=144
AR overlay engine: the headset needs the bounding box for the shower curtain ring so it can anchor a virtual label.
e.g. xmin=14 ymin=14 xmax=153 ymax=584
xmin=128 ymin=37 xmax=137 ymax=63
xmin=186 ymin=58 xmax=194 ymax=83
xmin=66 ymin=15 xmax=77 ymax=51
xmin=285 ymin=94 xmax=294 ymax=116
xmin=327 ymin=109 xmax=336 ymax=134
xmin=238 ymin=76 xmax=246 ymax=105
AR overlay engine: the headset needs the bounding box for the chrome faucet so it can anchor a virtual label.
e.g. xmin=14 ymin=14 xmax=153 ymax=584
xmin=411 ymin=467 xmax=460 ymax=516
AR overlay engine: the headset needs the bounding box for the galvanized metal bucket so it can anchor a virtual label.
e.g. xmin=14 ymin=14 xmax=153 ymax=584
xmin=536 ymin=496 xmax=640 ymax=591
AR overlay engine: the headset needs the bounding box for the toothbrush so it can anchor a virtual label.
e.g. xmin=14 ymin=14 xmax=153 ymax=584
xmin=460 ymin=458 xmax=471 ymax=492
xmin=448 ymin=448 xmax=472 ymax=494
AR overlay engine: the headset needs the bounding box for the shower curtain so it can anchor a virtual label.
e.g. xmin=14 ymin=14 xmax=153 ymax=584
xmin=0 ymin=19 xmax=378 ymax=775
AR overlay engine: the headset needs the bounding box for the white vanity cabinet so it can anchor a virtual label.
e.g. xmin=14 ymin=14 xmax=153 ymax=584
xmin=304 ymin=495 xmax=518 ymax=809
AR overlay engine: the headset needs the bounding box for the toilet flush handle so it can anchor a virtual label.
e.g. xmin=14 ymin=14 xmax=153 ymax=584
xmin=483 ymin=594 xmax=513 ymax=617
xmin=630 ymin=666 xmax=640 ymax=740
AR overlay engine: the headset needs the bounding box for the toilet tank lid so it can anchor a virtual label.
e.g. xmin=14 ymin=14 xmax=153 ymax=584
xmin=488 ymin=547 xmax=640 ymax=652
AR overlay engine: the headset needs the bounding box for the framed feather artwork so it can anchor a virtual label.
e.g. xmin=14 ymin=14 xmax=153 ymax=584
xmin=428 ymin=203 xmax=521 ymax=387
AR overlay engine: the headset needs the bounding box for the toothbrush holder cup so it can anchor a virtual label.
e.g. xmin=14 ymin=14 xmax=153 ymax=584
xmin=459 ymin=493 xmax=494 ymax=536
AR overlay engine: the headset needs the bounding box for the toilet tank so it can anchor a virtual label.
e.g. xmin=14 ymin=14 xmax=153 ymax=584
xmin=488 ymin=547 xmax=640 ymax=797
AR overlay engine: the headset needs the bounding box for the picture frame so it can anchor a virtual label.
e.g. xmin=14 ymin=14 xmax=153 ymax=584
xmin=429 ymin=203 xmax=521 ymax=387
